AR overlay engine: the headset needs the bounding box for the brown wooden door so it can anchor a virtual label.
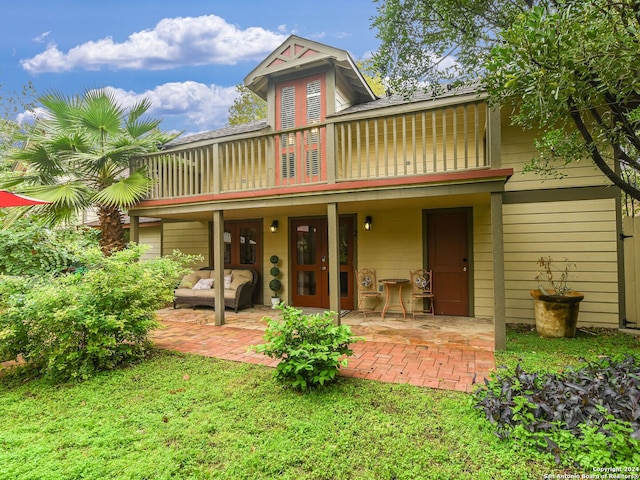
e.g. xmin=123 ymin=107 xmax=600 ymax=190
xmin=427 ymin=210 xmax=470 ymax=316
xmin=290 ymin=217 xmax=354 ymax=309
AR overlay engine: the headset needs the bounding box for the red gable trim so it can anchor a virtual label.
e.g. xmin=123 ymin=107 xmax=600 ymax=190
xmin=136 ymin=168 xmax=514 ymax=208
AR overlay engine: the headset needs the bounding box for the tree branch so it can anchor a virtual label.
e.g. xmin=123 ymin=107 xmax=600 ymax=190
xmin=569 ymin=96 xmax=640 ymax=200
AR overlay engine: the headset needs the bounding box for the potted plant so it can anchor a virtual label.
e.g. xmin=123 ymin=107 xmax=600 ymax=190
xmin=530 ymin=256 xmax=584 ymax=338
xmin=269 ymin=255 xmax=282 ymax=308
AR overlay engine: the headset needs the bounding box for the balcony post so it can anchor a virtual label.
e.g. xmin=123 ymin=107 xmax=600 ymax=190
xmin=487 ymin=105 xmax=501 ymax=168
xmin=325 ymin=122 xmax=336 ymax=184
xmin=212 ymin=144 xmax=221 ymax=195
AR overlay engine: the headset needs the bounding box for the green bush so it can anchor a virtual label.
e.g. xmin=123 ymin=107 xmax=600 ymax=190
xmin=251 ymin=305 xmax=362 ymax=391
xmin=474 ymin=356 xmax=640 ymax=468
xmin=0 ymin=219 xmax=99 ymax=276
xmin=0 ymin=246 xmax=196 ymax=382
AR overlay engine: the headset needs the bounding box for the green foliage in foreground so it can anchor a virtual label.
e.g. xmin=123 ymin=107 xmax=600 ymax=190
xmin=252 ymin=305 xmax=361 ymax=391
xmin=0 ymin=246 xmax=194 ymax=381
xmin=0 ymin=218 xmax=99 ymax=276
xmin=1 ymin=351 xmax=570 ymax=480
xmin=475 ymin=356 xmax=640 ymax=469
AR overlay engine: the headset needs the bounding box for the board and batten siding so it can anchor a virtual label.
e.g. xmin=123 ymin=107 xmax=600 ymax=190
xmin=503 ymin=199 xmax=619 ymax=327
xmin=162 ymin=221 xmax=210 ymax=269
xmin=138 ymin=226 xmax=161 ymax=260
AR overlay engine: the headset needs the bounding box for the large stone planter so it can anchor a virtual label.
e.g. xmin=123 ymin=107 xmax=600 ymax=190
xmin=530 ymin=289 xmax=584 ymax=338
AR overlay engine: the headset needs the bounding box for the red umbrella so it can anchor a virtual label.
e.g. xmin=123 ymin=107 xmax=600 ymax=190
xmin=0 ymin=190 xmax=51 ymax=207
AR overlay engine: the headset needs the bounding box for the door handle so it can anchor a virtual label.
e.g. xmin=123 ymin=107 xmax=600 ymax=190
xmin=321 ymin=266 xmax=327 ymax=271
xmin=463 ymin=267 xmax=467 ymax=272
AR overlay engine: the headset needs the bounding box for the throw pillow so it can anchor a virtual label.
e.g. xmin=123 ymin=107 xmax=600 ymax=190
xmin=224 ymin=274 xmax=233 ymax=289
xmin=192 ymin=278 xmax=214 ymax=290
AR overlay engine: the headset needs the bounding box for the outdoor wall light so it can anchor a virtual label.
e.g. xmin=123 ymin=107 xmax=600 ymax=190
xmin=364 ymin=216 xmax=373 ymax=231
xmin=270 ymin=220 xmax=279 ymax=233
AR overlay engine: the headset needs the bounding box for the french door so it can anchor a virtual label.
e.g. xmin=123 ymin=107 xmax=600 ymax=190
xmin=290 ymin=217 xmax=354 ymax=309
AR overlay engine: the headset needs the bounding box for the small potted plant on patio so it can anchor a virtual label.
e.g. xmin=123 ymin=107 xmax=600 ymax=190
xmin=530 ymin=256 xmax=584 ymax=338
xmin=269 ymin=255 xmax=282 ymax=308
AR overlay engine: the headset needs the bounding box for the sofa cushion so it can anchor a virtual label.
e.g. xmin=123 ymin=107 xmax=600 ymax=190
xmin=229 ymin=270 xmax=252 ymax=291
xmin=192 ymin=278 xmax=214 ymax=290
xmin=179 ymin=273 xmax=201 ymax=288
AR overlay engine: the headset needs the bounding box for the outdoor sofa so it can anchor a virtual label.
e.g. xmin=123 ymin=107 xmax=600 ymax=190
xmin=173 ymin=267 xmax=258 ymax=312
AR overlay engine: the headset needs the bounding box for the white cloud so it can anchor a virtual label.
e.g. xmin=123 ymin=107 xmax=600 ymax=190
xmin=21 ymin=15 xmax=288 ymax=73
xmin=32 ymin=31 xmax=51 ymax=43
xmin=105 ymin=81 xmax=238 ymax=132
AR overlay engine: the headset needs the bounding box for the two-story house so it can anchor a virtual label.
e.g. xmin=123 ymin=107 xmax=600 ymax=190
xmin=129 ymin=35 xmax=625 ymax=349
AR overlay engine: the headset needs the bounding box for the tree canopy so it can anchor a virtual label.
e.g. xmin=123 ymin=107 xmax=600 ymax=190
xmin=372 ymin=0 xmax=640 ymax=202
xmin=4 ymin=89 xmax=177 ymax=254
xmin=227 ymin=85 xmax=268 ymax=126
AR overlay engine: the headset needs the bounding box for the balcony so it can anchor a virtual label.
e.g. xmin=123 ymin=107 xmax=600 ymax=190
xmin=133 ymin=100 xmax=490 ymax=201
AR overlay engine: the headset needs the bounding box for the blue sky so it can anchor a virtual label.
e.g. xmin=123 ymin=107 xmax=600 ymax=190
xmin=1 ymin=0 xmax=381 ymax=136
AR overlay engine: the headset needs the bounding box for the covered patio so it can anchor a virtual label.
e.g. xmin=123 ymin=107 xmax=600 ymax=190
xmin=152 ymin=307 xmax=496 ymax=392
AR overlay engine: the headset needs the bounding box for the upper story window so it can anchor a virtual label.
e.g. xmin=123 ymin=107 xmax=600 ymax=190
xmin=276 ymin=74 xmax=326 ymax=182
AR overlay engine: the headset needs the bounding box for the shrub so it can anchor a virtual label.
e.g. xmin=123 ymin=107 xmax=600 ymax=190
xmin=0 ymin=246 xmax=196 ymax=382
xmin=474 ymin=356 xmax=640 ymax=468
xmin=0 ymin=219 xmax=99 ymax=276
xmin=251 ymin=305 xmax=362 ymax=391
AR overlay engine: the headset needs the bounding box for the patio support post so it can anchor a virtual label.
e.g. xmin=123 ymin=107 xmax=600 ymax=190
xmin=130 ymin=215 xmax=140 ymax=244
xmin=491 ymin=192 xmax=507 ymax=350
xmin=212 ymin=209 xmax=225 ymax=326
xmin=327 ymin=202 xmax=341 ymax=324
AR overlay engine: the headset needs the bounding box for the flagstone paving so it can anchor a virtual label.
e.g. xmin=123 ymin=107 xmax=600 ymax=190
xmin=152 ymin=306 xmax=496 ymax=393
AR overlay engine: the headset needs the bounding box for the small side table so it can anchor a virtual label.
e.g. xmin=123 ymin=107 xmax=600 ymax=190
xmin=379 ymin=278 xmax=410 ymax=319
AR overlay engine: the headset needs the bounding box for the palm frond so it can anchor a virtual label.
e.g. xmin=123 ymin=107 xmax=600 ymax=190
xmin=79 ymin=89 xmax=125 ymax=139
xmin=92 ymin=169 xmax=152 ymax=208
xmin=10 ymin=143 xmax=65 ymax=178
xmin=39 ymin=91 xmax=81 ymax=130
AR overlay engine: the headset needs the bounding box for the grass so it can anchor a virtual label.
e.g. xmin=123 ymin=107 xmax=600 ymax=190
xmin=0 ymin=326 xmax=638 ymax=480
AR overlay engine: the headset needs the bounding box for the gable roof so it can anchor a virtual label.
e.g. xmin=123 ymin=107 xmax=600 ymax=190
xmin=244 ymin=35 xmax=376 ymax=104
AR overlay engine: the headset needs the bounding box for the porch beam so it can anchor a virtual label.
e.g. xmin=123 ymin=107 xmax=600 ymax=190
xmin=491 ymin=192 xmax=506 ymax=350
xmin=130 ymin=178 xmax=510 ymax=218
xmin=327 ymin=202 xmax=341 ymax=324
xmin=212 ymin=209 xmax=225 ymax=326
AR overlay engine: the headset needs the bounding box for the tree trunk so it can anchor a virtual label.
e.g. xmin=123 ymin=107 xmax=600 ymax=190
xmin=97 ymin=204 xmax=126 ymax=255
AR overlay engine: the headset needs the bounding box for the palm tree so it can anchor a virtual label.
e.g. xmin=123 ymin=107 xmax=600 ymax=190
xmin=5 ymin=89 xmax=178 ymax=254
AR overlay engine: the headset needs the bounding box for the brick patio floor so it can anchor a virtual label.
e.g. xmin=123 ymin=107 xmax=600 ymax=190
xmin=152 ymin=306 xmax=496 ymax=393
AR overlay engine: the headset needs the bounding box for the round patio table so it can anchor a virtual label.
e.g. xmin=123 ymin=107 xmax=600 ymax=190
xmin=378 ymin=278 xmax=410 ymax=319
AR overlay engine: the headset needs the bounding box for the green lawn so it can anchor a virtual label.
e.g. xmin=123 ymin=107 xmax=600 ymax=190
xmin=0 ymin=326 xmax=638 ymax=480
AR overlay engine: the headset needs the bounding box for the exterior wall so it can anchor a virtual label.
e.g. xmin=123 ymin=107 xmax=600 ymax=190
xmin=503 ymin=199 xmax=619 ymax=327
xmin=501 ymin=123 xmax=610 ymax=191
xmin=138 ymin=226 xmax=161 ymax=259
xmin=162 ymin=221 xmax=210 ymax=269
xmin=263 ymin=216 xmax=289 ymax=306
xmin=473 ymin=204 xmax=495 ymax=318
xmin=500 ymin=118 xmax=619 ymax=328
xmin=355 ymin=201 xmax=494 ymax=318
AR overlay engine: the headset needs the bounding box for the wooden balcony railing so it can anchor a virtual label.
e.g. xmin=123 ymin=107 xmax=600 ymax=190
xmin=134 ymin=100 xmax=490 ymax=200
